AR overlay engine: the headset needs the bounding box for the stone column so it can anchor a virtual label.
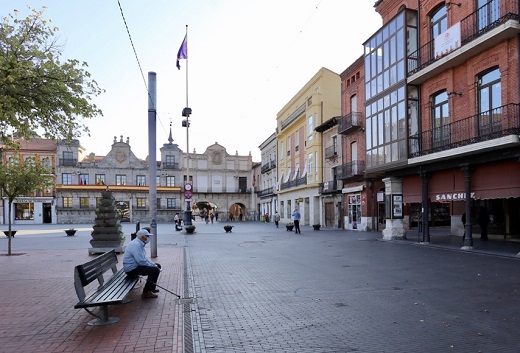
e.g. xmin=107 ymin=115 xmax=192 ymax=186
xmin=382 ymin=177 xmax=407 ymax=240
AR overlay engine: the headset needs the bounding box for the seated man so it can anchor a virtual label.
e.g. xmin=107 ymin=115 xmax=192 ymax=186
xmin=123 ymin=229 xmax=161 ymax=298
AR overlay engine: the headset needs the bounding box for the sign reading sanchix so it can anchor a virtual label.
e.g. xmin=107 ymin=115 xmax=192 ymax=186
xmin=435 ymin=192 xmax=475 ymax=201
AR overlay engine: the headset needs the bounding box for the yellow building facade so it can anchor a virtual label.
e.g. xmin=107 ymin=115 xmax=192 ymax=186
xmin=276 ymin=68 xmax=340 ymax=226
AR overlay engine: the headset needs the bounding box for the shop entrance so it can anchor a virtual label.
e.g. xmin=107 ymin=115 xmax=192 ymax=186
xmin=43 ymin=203 xmax=52 ymax=224
xmin=348 ymin=194 xmax=361 ymax=230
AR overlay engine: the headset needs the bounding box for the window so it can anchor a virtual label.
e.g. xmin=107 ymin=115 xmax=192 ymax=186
xmin=62 ymin=173 xmax=72 ymax=185
xmin=308 ymin=153 xmax=313 ymax=180
xmin=15 ymin=202 xmax=34 ymax=220
xmin=280 ymin=141 xmax=285 ymax=160
xmin=315 ymin=151 xmax=319 ymax=181
xmin=136 ymin=198 xmax=146 ymax=208
xmin=332 ymin=136 xmax=338 ymax=155
xmin=307 ymin=97 xmax=312 ymax=106
xmin=166 ymin=176 xmax=175 ymax=186
xmin=157 ymin=198 xmax=161 ymax=209
xmin=167 ymin=198 xmax=176 ymax=209
xmin=295 ymin=131 xmax=299 ymax=152
xmin=156 ymin=176 xmax=160 ymax=186
xmin=80 ymin=197 xmax=89 ymax=208
xmin=136 ymin=175 xmax=146 ymax=186
xmin=287 ymin=136 xmax=291 ymax=156
xmin=25 ymin=156 xmax=35 ymax=167
xmin=477 ymin=67 xmax=501 ymax=135
xmin=351 ymin=95 xmax=357 ymax=113
xmin=165 ymin=155 xmax=176 ymax=168
xmin=431 ymin=91 xmax=450 ymax=147
xmin=41 ymin=157 xmax=51 ymax=169
xmin=62 ymin=151 xmax=74 ymax=166
xmin=116 ymin=175 xmax=127 ymax=185
xmin=430 ymin=5 xmax=447 ymax=41
xmin=477 ymin=0 xmax=500 ymax=31
xmin=79 ymin=174 xmax=89 ymax=185
xmin=307 ymin=114 xmax=313 ymax=139
xmin=62 ymin=197 xmax=73 ymax=208
xmin=95 ymin=174 xmax=106 ymax=185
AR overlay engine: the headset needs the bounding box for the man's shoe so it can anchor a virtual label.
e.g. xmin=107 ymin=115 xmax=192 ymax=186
xmin=152 ymin=289 xmax=160 ymax=293
xmin=142 ymin=291 xmax=158 ymax=298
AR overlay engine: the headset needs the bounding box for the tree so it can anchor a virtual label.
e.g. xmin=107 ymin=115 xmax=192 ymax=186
xmin=0 ymin=156 xmax=54 ymax=255
xmin=0 ymin=7 xmax=103 ymax=149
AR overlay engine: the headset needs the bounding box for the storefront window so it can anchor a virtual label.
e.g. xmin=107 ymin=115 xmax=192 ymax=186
xmin=348 ymin=194 xmax=362 ymax=229
xmin=15 ymin=203 xmax=34 ymax=220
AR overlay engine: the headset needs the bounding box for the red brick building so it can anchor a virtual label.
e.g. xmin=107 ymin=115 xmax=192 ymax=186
xmin=366 ymin=0 xmax=520 ymax=244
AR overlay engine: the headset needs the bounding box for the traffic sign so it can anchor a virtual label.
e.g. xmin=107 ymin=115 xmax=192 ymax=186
xmin=184 ymin=190 xmax=192 ymax=199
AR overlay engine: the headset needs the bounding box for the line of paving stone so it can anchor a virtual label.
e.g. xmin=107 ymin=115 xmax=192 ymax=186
xmin=184 ymin=226 xmax=520 ymax=353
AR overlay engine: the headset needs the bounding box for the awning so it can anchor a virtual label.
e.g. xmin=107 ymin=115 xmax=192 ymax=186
xmin=301 ymin=164 xmax=307 ymax=178
xmin=284 ymin=168 xmax=291 ymax=182
xmin=292 ymin=165 xmax=299 ymax=180
xmin=342 ymin=185 xmax=364 ymax=194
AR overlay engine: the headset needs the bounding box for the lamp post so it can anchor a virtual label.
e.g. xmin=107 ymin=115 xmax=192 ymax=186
xmin=183 ymin=107 xmax=192 ymax=225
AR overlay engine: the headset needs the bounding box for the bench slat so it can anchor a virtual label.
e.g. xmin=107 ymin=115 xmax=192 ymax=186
xmin=75 ymin=269 xmax=138 ymax=308
xmin=76 ymin=250 xmax=118 ymax=287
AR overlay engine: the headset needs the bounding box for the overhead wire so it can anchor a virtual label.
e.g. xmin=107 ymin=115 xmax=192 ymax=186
xmin=116 ymin=0 xmax=169 ymax=137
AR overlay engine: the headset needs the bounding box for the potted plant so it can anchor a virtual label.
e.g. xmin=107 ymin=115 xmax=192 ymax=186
xmin=286 ymin=222 xmax=294 ymax=231
xmin=185 ymin=225 xmax=196 ymax=234
xmin=223 ymin=225 xmax=234 ymax=233
xmin=313 ymin=224 xmax=321 ymax=231
xmin=65 ymin=228 xmax=77 ymax=236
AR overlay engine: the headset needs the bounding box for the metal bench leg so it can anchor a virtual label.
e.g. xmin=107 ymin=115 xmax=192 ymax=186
xmin=87 ymin=305 xmax=120 ymax=326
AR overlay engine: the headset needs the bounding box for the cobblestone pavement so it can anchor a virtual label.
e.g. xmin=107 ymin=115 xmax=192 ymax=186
xmin=1 ymin=222 xmax=520 ymax=352
xmin=184 ymin=222 xmax=520 ymax=353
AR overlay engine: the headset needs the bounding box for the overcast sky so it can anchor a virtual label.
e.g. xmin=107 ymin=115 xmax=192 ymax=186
xmin=2 ymin=1 xmax=381 ymax=161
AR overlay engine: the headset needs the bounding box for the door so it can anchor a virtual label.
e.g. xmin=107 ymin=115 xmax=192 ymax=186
xmin=325 ymin=202 xmax=335 ymax=227
xmin=43 ymin=203 xmax=52 ymax=224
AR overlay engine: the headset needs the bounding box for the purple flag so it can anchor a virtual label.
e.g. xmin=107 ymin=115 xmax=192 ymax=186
xmin=176 ymin=34 xmax=187 ymax=70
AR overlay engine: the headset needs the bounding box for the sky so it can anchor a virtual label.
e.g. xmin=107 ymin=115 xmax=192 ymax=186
xmin=2 ymin=1 xmax=382 ymax=162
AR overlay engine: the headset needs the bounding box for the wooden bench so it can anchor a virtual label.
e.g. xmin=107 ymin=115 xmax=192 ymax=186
xmin=74 ymin=250 xmax=139 ymax=326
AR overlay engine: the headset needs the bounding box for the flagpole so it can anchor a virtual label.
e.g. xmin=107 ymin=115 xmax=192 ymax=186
xmin=181 ymin=25 xmax=192 ymax=226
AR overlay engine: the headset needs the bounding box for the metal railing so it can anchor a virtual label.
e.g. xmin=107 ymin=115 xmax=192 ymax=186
xmin=338 ymin=112 xmax=362 ymax=134
xmin=408 ymin=0 xmax=519 ymax=75
xmin=280 ymin=176 xmax=307 ymax=190
xmin=337 ymin=160 xmax=365 ymax=179
xmin=325 ymin=145 xmax=338 ymax=159
xmin=409 ymin=103 xmax=520 ymax=158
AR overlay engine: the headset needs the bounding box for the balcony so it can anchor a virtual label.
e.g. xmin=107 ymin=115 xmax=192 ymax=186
xmin=325 ymin=145 xmax=338 ymax=159
xmin=280 ymin=176 xmax=307 ymax=190
xmin=338 ymin=112 xmax=362 ymax=134
xmin=320 ymin=179 xmax=342 ymax=194
xmin=59 ymin=158 xmax=77 ymax=166
xmin=258 ymin=187 xmax=275 ymax=197
xmin=261 ymin=161 xmax=276 ymax=174
xmin=409 ymin=103 xmax=520 ymax=161
xmin=162 ymin=162 xmax=179 ymax=169
xmin=337 ymin=160 xmax=365 ymax=180
xmin=408 ymin=1 xmax=520 ymax=84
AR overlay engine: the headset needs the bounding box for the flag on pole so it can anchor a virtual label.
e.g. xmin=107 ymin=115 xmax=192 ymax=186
xmin=176 ymin=34 xmax=187 ymax=70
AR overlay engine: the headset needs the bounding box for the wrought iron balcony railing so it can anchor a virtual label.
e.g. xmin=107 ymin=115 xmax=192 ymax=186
xmin=280 ymin=176 xmax=307 ymax=190
xmin=162 ymin=162 xmax=179 ymax=169
xmin=408 ymin=0 xmax=519 ymax=76
xmin=320 ymin=179 xmax=342 ymax=194
xmin=409 ymin=103 xmax=520 ymax=158
xmin=325 ymin=145 xmax=338 ymax=159
xmin=337 ymin=160 xmax=365 ymax=180
xmin=59 ymin=158 xmax=77 ymax=166
xmin=338 ymin=112 xmax=362 ymax=134
xmin=258 ymin=187 xmax=275 ymax=197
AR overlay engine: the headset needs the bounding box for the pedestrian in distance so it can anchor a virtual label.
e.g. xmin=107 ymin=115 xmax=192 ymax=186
xmin=123 ymin=229 xmax=162 ymax=298
xmin=292 ymin=209 xmax=301 ymax=234
xmin=274 ymin=212 xmax=280 ymax=228
xmin=210 ymin=213 xmax=214 ymax=224
xmin=215 ymin=211 xmax=219 ymax=222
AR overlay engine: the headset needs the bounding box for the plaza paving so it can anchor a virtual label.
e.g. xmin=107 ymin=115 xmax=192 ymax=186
xmin=1 ymin=221 xmax=520 ymax=352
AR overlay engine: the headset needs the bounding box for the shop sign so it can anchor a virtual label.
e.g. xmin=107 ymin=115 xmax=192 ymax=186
xmin=434 ymin=192 xmax=475 ymax=201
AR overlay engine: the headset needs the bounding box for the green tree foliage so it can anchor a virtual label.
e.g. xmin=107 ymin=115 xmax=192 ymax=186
xmin=0 ymin=156 xmax=54 ymax=255
xmin=0 ymin=7 xmax=103 ymax=149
